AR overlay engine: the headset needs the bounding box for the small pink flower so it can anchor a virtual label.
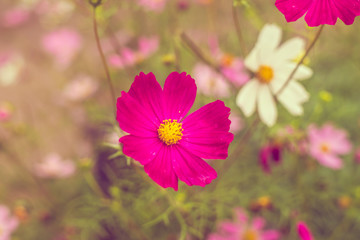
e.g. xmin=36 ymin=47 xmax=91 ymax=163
xmin=34 ymin=153 xmax=76 ymax=179
xmin=108 ymin=37 xmax=159 ymax=69
xmin=355 ymin=148 xmax=360 ymax=164
xmin=63 ymin=74 xmax=98 ymax=102
xmin=117 ymin=72 xmax=234 ymax=190
xmin=308 ymin=123 xmax=352 ymax=169
xmin=0 ymin=102 xmax=14 ymax=122
xmin=192 ymin=63 xmax=231 ymax=98
xmin=0 ymin=205 xmax=19 ymax=240
xmin=2 ymin=8 xmax=30 ymax=28
xmin=297 ymin=222 xmax=313 ymax=240
xmin=229 ymin=112 xmax=243 ymax=134
xmin=208 ymin=208 xmax=280 ymax=240
xmin=275 ymin=0 xmax=360 ymax=27
xmin=137 ymin=0 xmax=168 ymax=12
xmin=42 ymin=28 xmax=82 ymax=69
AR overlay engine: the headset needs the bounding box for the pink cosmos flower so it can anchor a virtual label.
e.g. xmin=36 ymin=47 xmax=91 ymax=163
xmin=42 ymin=28 xmax=82 ymax=69
xmin=308 ymin=123 xmax=352 ymax=169
xmin=297 ymin=222 xmax=313 ymax=240
xmin=108 ymin=36 xmax=159 ymax=69
xmin=208 ymin=37 xmax=249 ymax=87
xmin=117 ymin=72 xmax=234 ymax=190
xmin=0 ymin=205 xmax=19 ymax=240
xmin=275 ymin=0 xmax=360 ymax=27
xmin=2 ymin=8 xmax=30 ymax=28
xmin=137 ymin=0 xmax=168 ymax=12
xmin=207 ymin=208 xmax=280 ymax=240
xmin=192 ymin=63 xmax=231 ymax=98
xmin=34 ymin=153 xmax=76 ymax=179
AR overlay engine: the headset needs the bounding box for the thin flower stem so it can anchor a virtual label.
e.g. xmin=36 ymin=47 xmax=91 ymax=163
xmin=91 ymin=5 xmax=117 ymax=116
xmin=232 ymin=5 xmax=247 ymax=57
xmin=276 ymin=25 xmax=325 ymax=96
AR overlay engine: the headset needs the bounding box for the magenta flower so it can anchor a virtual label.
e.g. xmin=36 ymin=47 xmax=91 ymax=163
xmin=0 ymin=205 xmax=19 ymax=240
xmin=308 ymin=123 xmax=352 ymax=169
xmin=117 ymin=72 xmax=233 ymax=190
xmin=259 ymin=143 xmax=282 ymax=174
xmin=297 ymin=222 xmax=313 ymax=240
xmin=275 ymin=0 xmax=360 ymax=27
xmin=208 ymin=208 xmax=280 ymax=240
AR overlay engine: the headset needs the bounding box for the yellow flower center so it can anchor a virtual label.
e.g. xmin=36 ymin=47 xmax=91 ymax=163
xmin=320 ymin=143 xmax=330 ymax=153
xmin=256 ymin=65 xmax=274 ymax=84
xmin=242 ymin=229 xmax=258 ymax=240
xmin=158 ymin=119 xmax=183 ymax=145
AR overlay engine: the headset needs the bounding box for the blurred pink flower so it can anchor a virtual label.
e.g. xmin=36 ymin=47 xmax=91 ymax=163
xmin=117 ymin=72 xmax=233 ymax=190
xmin=63 ymin=74 xmax=98 ymax=102
xmin=275 ymin=0 xmax=360 ymax=27
xmin=229 ymin=112 xmax=243 ymax=134
xmin=355 ymin=148 xmax=360 ymax=164
xmin=137 ymin=0 xmax=168 ymax=12
xmin=2 ymin=8 xmax=30 ymax=27
xmin=192 ymin=63 xmax=231 ymax=98
xmin=0 ymin=51 xmax=24 ymax=86
xmin=42 ymin=28 xmax=82 ymax=69
xmin=259 ymin=143 xmax=282 ymax=173
xmin=108 ymin=36 xmax=159 ymax=69
xmin=208 ymin=208 xmax=280 ymax=240
xmin=0 ymin=102 xmax=14 ymax=122
xmin=308 ymin=123 xmax=352 ymax=169
xmin=34 ymin=153 xmax=76 ymax=179
xmin=0 ymin=205 xmax=19 ymax=240
xmin=297 ymin=222 xmax=313 ymax=240
xmin=208 ymin=37 xmax=249 ymax=87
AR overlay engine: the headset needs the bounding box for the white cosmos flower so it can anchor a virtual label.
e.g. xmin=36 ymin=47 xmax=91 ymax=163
xmin=236 ymin=24 xmax=313 ymax=127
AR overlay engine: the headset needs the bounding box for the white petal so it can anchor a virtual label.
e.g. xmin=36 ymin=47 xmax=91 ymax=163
xmin=256 ymin=24 xmax=282 ymax=63
xmin=236 ymin=80 xmax=260 ymax=117
xmin=244 ymin=24 xmax=282 ymax=71
xmin=257 ymin=85 xmax=277 ymax=127
xmin=274 ymin=37 xmax=305 ymax=62
xmin=277 ymin=81 xmax=309 ymax=116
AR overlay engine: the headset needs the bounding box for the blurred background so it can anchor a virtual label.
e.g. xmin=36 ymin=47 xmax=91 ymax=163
xmin=1 ymin=0 xmax=360 ymax=239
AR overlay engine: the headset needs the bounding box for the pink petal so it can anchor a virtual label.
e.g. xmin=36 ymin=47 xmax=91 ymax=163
xmin=120 ymin=135 xmax=163 ymax=165
xmin=261 ymin=230 xmax=281 ymax=240
xmin=234 ymin=208 xmax=248 ymax=224
xmin=116 ymin=91 xmax=158 ymax=137
xmin=333 ymin=0 xmax=360 ymax=25
xmin=297 ymin=222 xmax=313 ymax=240
xmin=144 ymin=146 xmax=178 ymax=190
xmin=128 ymin=72 xmax=164 ymax=123
xmin=252 ymin=217 xmax=265 ymax=230
xmin=163 ymin=72 xmax=196 ymax=121
xmin=180 ymin=100 xmax=233 ymax=160
xmin=316 ymin=153 xmax=343 ymax=169
xmin=172 ymin=145 xmax=217 ymax=187
xmin=305 ymin=0 xmax=338 ymax=27
xmin=275 ymin=0 xmax=312 ymax=23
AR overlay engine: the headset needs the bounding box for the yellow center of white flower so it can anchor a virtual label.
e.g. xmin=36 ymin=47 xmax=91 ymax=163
xmin=242 ymin=229 xmax=258 ymax=240
xmin=320 ymin=143 xmax=330 ymax=153
xmin=256 ymin=65 xmax=274 ymax=84
xmin=158 ymin=119 xmax=183 ymax=145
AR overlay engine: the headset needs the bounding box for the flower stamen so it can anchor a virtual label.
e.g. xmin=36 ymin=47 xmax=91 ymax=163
xmin=158 ymin=119 xmax=183 ymax=145
xmin=320 ymin=143 xmax=330 ymax=153
xmin=256 ymin=65 xmax=274 ymax=84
